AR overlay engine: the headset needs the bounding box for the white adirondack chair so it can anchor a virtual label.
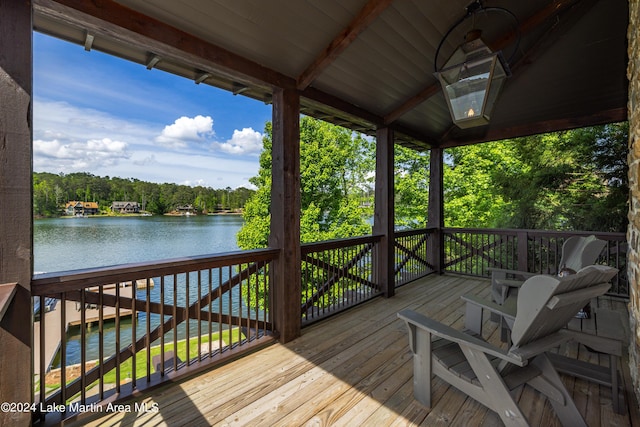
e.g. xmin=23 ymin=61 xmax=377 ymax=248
xmin=398 ymin=265 xmax=618 ymax=427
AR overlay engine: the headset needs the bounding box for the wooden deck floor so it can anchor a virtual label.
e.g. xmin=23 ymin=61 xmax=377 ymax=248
xmin=67 ymin=274 xmax=639 ymax=427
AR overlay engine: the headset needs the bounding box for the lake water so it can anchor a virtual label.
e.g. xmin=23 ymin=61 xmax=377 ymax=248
xmin=34 ymin=215 xmax=244 ymax=273
xmin=34 ymin=215 xmax=245 ymax=367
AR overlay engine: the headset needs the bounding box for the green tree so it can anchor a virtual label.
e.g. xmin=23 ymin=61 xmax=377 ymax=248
xmin=237 ymin=117 xmax=374 ymax=250
xmin=33 ymin=172 xmax=254 ymax=216
xmin=394 ymin=145 xmax=430 ymax=228
xmin=492 ymin=123 xmax=628 ymax=231
xmin=444 ymin=142 xmax=515 ymax=228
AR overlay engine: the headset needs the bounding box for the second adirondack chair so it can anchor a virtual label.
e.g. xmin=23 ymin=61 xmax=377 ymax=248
xmin=398 ymin=265 xmax=618 ymax=427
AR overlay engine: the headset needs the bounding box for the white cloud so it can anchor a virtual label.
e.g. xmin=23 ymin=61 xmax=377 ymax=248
xmin=133 ymin=155 xmax=158 ymax=166
xmin=155 ymin=115 xmax=214 ymax=148
xmin=217 ymin=127 xmax=263 ymax=155
xmin=33 ymin=99 xmax=260 ymax=189
xmin=34 ymin=99 xmax=155 ymax=146
xmin=34 ymin=138 xmax=130 ymax=170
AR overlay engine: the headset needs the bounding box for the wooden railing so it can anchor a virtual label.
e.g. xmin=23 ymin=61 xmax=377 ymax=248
xmin=394 ymin=228 xmax=435 ymax=286
xmin=28 ymin=227 xmax=629 ymax=422
xmin=301 ymin=235 xmax=382 ymax=325
xmin=31 ymin=248 xmax=278 ymax=423
xmin=443 ymin=228 xmax=628 ymax=297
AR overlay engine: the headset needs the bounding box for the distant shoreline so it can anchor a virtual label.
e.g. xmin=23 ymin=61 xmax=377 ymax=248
xmin=36 ymin=211 xmax=243 ymax=219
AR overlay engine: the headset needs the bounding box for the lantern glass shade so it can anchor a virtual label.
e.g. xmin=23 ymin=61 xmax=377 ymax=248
xmin=436 ymin=38 xmax=509 ymax=129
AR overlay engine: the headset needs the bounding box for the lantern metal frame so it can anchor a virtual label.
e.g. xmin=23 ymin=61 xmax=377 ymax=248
xmin=434 ymin=1 xmax=519 ymax=129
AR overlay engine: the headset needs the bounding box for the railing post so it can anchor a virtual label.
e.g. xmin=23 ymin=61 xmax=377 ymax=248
xmin=269 ymin=87 xmax=301 ymax=343
xmin=427 ymin=148 xmax=444 ymax=274
xmin=0 ymin=2 xmax=33 ymax=425
xmin=373 ymin=127 xmax=395 ymax=297
xmin=517 ymin=230 xmax=529 ymax=272
xmin=427 ymin=228 xmax=445 ymax=274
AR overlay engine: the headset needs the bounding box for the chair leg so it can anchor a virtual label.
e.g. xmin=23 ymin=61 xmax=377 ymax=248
xmin=529 ymin=354 xmax=587 ymax=427
xmin=462 ymin=346 xmax=529 ymax=427
xmin=465 ymin=302 xmax=483 ymax=335
xmin=409 ymin=325 xmax=432 ymax=407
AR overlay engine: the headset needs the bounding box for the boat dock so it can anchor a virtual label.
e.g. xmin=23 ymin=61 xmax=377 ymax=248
xmin=34 ymin=279 xmax=153 ymax=375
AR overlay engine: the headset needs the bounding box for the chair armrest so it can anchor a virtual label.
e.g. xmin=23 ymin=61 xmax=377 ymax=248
xmin=398 ymin=309 xmax=526 ymax=366
xmin=509 ymin=330 xmax=575 ymax=360
xmin=461 ymin=293 xmax=516 ymax=320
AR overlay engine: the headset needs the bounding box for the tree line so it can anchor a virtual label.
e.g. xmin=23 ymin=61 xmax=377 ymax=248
xmin=238 ymin=118 xmax=628 ymax=250
xmin=33 ymin=172 xmax=255 ymax=217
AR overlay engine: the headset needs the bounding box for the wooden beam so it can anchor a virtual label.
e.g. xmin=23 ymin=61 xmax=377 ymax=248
xmin=270 ymin=88 xmax=301 ymax=343
xmin=296 ymin=0 xmax=394 ymax=90
xmin=383 ymin=0 xmax=581 ymax=126
xmin=440 ymin=107 xmax=628 ymax=148
xmin=384 ymin=85 xmax=439 ymax=126
xmin=35 ymin=0 xmax=295 ymax=90
xmin=373 ymin=127 xmax=395 ymax=297
xmin=0 ymin=1 xmax=33 ymax=425
xmin=301 ymin=87 xmax=437 ymax=147
xmin=427 ymin=148 xmax=444 ymax=274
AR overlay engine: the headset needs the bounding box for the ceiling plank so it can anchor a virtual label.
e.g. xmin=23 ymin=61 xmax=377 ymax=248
xmin=439 ymin=107 xmax=628 ymax=148
xmin=383 ymin=0 xmax=580 ymax=126
xmin=296 ymin=0 xmax=395 ymax=90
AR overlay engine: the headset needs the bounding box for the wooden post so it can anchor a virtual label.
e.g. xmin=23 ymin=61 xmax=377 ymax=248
xmin=517 ymin=230 xmax=529 ymax=272
xmin=269 ymin=87 xmax=301 ymax=343
xmin=0 ymin=1 xmax=33 ymax=425
xmin=373 ymin=127 xmax=395 ymax=297
xmin=427 ymin=147 xmax=445 ymax=274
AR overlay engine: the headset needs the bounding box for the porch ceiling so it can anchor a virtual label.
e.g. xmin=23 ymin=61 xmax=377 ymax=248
xmin=33 ymin=0 xmax=629 ymax=150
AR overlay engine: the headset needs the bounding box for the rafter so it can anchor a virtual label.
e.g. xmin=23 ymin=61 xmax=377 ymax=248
xmin=383 ymin=0 xmax=581 ymax=126
xmin=296 ymin=0 xmax=394 ymax=90
xmin=83 ymin=31 xmax=94 ymax=51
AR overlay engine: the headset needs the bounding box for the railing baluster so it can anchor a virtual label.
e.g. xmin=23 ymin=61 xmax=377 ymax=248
xmin=186 ymin=272 xmax=190 ymax=366
xmin=218 ymin=267 xmax=223 ymax=352
xmin=197 ymin=270 xmax=202 ymax=362
xmin=38 ymin=295 xmax=45 ymax=414
xmin=146 ymin=278 xmax=151 ymax=382
xmin=160 ymin=275 xmax=165 ymax=376
xmin=131 ymin=279 xmax=136 ymax=389
xmin=60 ymin=293 xmax=66 ymax=406
xmin=80 ymin=289 xmax=86 ymax=404
xmin=99 ymin=286 xmax=104 ymax=400
xmin=115 ymin=282 xmax=120 ymax=394
xmin=208 ymin=268 xmax=212 ymax=357
xmin=173 ymin=274 xmax=177 ymax=373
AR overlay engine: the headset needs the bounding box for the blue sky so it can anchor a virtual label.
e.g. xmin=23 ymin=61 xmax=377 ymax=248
xmin=33 ymin=32 xmax=272 ymax=189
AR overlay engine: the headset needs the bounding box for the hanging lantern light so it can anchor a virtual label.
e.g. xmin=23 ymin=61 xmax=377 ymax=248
xmin=434 ymin=1 xmax=518 ymax=129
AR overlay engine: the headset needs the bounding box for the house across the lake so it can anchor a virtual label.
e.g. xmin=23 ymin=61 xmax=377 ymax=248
xmin=111 ymin=201 xmax=140 ymax=214
xmin=176 ymin=204 xmax=197 ymax=215
xmin=64 ymin=201 xmax=99 ymax=216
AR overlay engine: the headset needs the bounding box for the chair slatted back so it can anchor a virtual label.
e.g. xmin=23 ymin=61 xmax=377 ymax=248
xmin=559 ymin=235 xmax=607 ymax=273
xmin=510 ymin=265 xmax=618 ymax=347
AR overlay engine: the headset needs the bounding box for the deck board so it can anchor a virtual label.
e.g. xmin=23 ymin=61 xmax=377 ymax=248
xmin=66 ymin=274 xmax=638 ymax=427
